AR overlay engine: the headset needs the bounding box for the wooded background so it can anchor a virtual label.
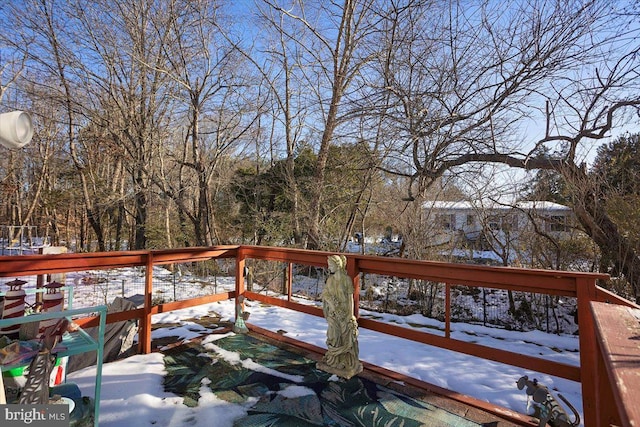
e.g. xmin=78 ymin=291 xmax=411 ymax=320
xmin=1 ymin=0 xmax=639 ymax=302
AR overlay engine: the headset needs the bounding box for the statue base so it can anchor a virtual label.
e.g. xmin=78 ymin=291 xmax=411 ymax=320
xmin=232 ymin=318 xmax=249 ymax=334
xmin=316 ymin=360 xmax=363 ymax=380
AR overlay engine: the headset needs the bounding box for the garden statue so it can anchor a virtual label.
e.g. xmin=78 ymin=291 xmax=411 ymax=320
xmin=1 ymin=278 xmax=27 ymax=339
xmin=233 ymin=295 xmax=249 ymax=334
xmin=317 ymin=255 xmax=363 ymax=379
xmin=516 ymin=375 xmax=580 ymax=427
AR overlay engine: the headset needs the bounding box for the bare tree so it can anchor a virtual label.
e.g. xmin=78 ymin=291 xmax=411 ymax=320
xmin=371 ymin=0 xmax=640 ymax=301
xmin=244 ymin=2 xmax=314 ymax=246
xmin=1 ymin=0 xmax=180 ymax=250
xmin=0 ymin=0 xmax=115 ymax=250
xmin=262 ymin=0 xmax=380 ymax=249
xmin=44 ymin=0 xmax=183 ymax=250
xmin=153 ymin=0 xmax=259 ymax=246
xmin=0 ymin=49 xmax=30 ymax=229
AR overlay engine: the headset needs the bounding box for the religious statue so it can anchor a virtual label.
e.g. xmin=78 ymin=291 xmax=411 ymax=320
xmin=317 ymin=255 xmax=363 ymax=379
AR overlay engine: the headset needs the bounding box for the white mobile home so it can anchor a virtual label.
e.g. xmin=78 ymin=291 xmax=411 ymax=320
xmin=423 ymin=200 xmax=574 ymax=260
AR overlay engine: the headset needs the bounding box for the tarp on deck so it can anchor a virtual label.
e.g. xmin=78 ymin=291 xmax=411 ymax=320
xmin=66 ymin=297 xmax=137 ymax=373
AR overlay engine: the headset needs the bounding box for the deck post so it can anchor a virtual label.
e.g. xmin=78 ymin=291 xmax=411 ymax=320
xmin=235 ymin=247 xmax=246 ymax=319
xmin=577 ymin=276 xmax=597 ymax=426
xmin=140 ymin=252 xmax=153 ymax=354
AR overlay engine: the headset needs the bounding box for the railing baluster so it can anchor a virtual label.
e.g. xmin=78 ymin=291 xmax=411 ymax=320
xmin=445 ymin=283 xmax=451 ymax=339
xmin=287 ymin=262 xmax=292 ymax=301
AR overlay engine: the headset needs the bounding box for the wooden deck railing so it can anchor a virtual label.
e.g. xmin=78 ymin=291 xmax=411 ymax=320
xmin=0 ymin=245 xmax=638 ymax=426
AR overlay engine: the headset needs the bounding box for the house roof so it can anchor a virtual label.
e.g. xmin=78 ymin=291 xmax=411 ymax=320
xmin=423 ymin=200 xmax=571 ymax=212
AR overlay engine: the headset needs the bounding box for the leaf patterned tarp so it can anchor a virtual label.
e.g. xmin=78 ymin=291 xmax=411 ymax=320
xmin=162 ymin=334 xmax=481 ymax=427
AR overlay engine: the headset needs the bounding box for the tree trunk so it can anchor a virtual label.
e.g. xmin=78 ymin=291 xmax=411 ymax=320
xmin=308 ymin=99 xmax=340 ymax=249
xmin=133 ymin=170 xmax=147 ymax=250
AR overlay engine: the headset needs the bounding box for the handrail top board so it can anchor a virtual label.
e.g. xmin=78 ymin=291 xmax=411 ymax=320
xmin=591 ymin=302 xmax=640 ymax=427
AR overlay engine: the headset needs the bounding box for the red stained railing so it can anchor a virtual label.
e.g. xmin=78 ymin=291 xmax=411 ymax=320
xmin=0 ymin=245 xmax=637 ymax=426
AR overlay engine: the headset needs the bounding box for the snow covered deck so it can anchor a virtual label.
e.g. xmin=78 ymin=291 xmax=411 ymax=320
xmin=1 ymin=245 xmax=638 ymax=426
